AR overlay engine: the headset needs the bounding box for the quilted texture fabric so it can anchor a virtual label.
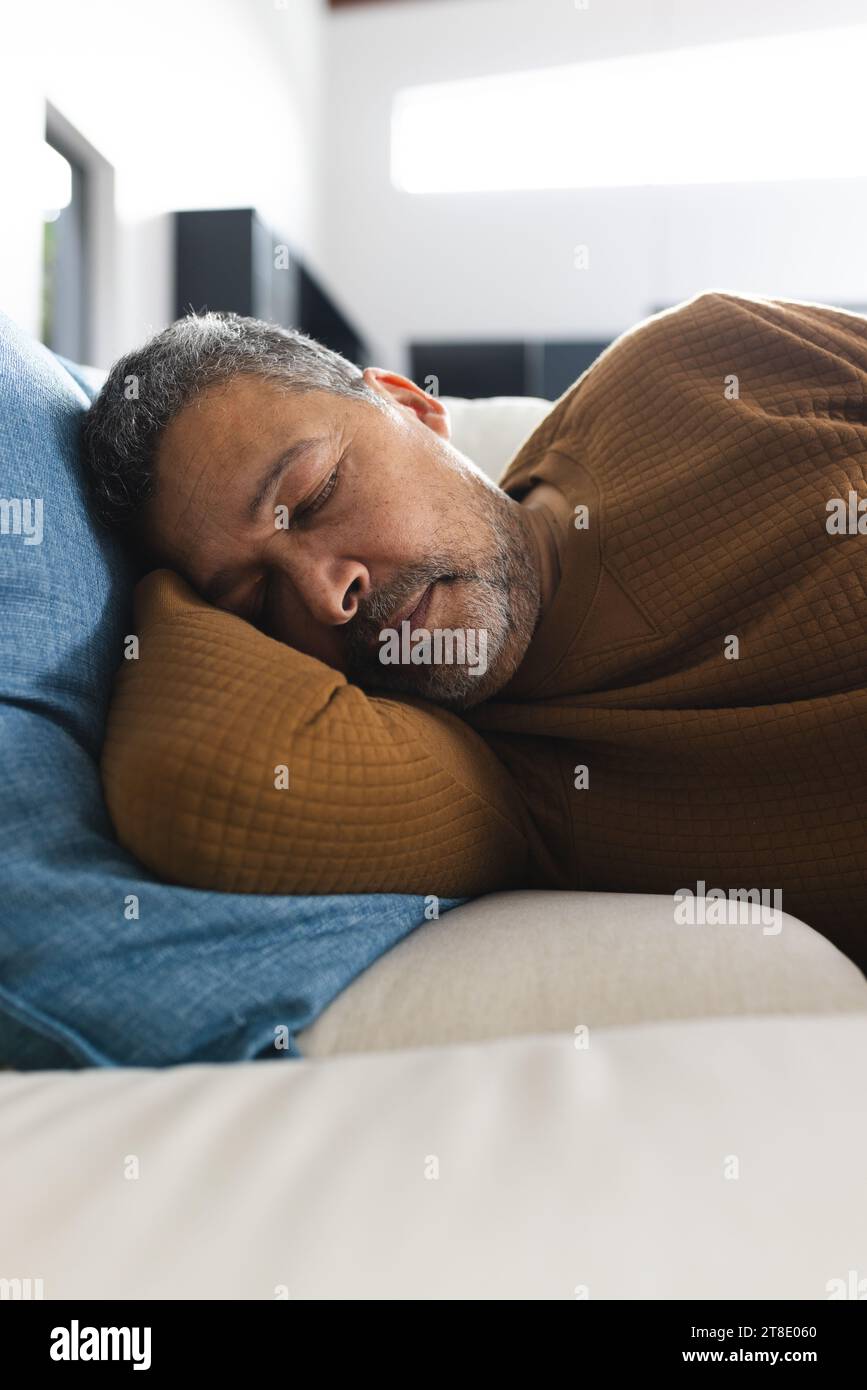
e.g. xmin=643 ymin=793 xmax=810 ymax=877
xmin=102 ymin=570 xmax=530 ymax=896
xmin=0 ymin=311 xmax=458 ymax=1070
xmin=102 ymin=292 xmax=867 ymax=973
xmin=470 ymin=291 xmax=867 ymax=971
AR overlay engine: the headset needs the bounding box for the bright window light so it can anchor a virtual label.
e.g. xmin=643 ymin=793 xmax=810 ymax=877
xmin=41 ymin=141 xmax=72 ymax=220
xmin=392 ymin=24 xmax=867 ymax=194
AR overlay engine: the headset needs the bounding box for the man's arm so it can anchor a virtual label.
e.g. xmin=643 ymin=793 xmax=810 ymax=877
xmin=102 ymin=569 xmax=529 ymax=897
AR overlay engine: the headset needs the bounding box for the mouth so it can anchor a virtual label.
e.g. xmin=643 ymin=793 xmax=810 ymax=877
xmin=391 ymin=581 xmax=435 ymax=631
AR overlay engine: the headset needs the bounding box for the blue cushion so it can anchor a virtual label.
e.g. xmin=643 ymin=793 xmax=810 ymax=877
xmin=0 ymin=312 xmax=452 ymax=1069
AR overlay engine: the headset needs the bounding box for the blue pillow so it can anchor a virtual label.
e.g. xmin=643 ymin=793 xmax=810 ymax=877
xmin=0 ymin=312 xmax=452 ymax=1069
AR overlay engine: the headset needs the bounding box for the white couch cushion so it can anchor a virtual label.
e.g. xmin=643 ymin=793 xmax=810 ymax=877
xmin=297 ymin=891 xmax=867 ymax=1057
xmin=441 ymin=394 xmax=553 ymax=481
xmin=2 ymin=1014 xmax=866 ymax=1298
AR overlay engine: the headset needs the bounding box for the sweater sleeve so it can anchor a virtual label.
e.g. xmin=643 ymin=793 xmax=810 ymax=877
xmin=101 ymin=569 xmax=529 ymax=897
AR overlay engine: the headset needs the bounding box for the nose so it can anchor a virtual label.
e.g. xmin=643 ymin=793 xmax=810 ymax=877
xmin=290 ymin=553 xmax=372 ymax=628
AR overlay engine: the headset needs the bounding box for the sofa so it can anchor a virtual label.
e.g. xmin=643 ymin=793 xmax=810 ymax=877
xmin=1 ymin=323 xmax=865 ymax=1300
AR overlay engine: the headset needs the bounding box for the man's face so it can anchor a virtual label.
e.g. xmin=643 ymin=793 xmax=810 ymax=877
xmin=143 ymin=368 xmax=540 ymax=708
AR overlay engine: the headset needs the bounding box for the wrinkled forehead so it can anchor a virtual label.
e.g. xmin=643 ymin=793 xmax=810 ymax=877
xmin=157 ymin=375 xmax=338 ymax=473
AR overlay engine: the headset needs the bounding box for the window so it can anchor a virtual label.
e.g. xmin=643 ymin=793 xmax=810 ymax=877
xmin=42 ymin=136 xmax=88 ymax=361
xmin=392 ymin=23 xmax=867 ymax=194
xmin=41 ymin=104 xmax=115 ymax=367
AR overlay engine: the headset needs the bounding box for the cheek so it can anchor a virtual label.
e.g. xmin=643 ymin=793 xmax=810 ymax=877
xmin=370 ymin=450 xmax=467 ymax=551
xmin=348 ymin=460 xmax=434 ymax=552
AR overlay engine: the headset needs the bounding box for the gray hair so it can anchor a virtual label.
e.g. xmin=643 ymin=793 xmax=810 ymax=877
xmin=81 ymin=311 xmax=385 ymax=529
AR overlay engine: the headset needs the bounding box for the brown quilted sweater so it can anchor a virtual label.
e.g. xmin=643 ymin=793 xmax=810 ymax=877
xmin=102 ymin=292 xmax=867 ymax=973
xmin=468 ymin=291 xmax=867 ymax=969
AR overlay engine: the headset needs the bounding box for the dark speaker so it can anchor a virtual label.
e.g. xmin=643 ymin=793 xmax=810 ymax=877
xmin=408 ymin=338 xmax=612 ymax=398
xmin=175 ymin=208 xmax=288 ymax=320
xmin=541 ymin=341 xmax=611 ymax=397
xmin=409 ymin=342 xmax=528 ymax=398
xmin=174 ymin=208 xmax=366 ymax=364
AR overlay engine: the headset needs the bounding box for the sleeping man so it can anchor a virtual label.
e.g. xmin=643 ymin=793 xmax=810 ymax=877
xmin=83 ymin=292 xmax=867 ymax=972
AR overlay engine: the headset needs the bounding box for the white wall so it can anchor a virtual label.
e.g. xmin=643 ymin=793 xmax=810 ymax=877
xmin=0 ymin=0 xmax=323 ymax=366
xmin=320 ymin=0 xmax=867 ymax=373
xmin=5 ymin=0 xmax=867 ymax=377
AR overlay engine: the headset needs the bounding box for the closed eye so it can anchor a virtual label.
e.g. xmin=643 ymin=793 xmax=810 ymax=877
xmin=292 ymin=464 xmax=340 ymax=527
xmin=246 ymin=459 xmax=343 ymax=629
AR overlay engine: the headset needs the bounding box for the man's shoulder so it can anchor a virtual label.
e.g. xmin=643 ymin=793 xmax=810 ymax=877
xmin=494 ymin=294 xmax=732 ymax=493
xmin=499 ymin=290 xmax=867 ymax=497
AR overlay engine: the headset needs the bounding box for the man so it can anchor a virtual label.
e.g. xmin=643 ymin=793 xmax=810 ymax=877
xmin=84 ymin=292 xmax=867 ymax=970
xmin=84 ymin=313 xmax=546 ymax=711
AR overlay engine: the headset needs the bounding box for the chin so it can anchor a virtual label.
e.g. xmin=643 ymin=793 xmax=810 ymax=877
xmin=350 ymin=608 xmax=531 ymax=709
xmin=421 ymin=641 xmax=520 ymax=711
xmin=446 ymin=666 xmax=507 ymax=709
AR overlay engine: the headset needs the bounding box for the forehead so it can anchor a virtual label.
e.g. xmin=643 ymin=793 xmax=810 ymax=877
xmin=158 ymin=375 xmax=337 ymax=467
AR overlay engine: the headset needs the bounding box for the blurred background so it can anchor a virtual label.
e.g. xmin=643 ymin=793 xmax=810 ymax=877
xmin=2 ymin=0 xmax=867 ymax=396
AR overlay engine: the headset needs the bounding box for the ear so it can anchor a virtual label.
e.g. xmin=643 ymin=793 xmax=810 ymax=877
xmin=362 ymin=367 xmax=450 ymax=440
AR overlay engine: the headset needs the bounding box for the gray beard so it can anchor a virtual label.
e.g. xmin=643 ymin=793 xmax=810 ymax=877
xmin=341 ymin=485 xmax=540 ymax=710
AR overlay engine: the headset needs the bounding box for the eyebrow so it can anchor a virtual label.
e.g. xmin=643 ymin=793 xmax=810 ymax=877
xmin=246 ymin=435 xmax=326 ymax=522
